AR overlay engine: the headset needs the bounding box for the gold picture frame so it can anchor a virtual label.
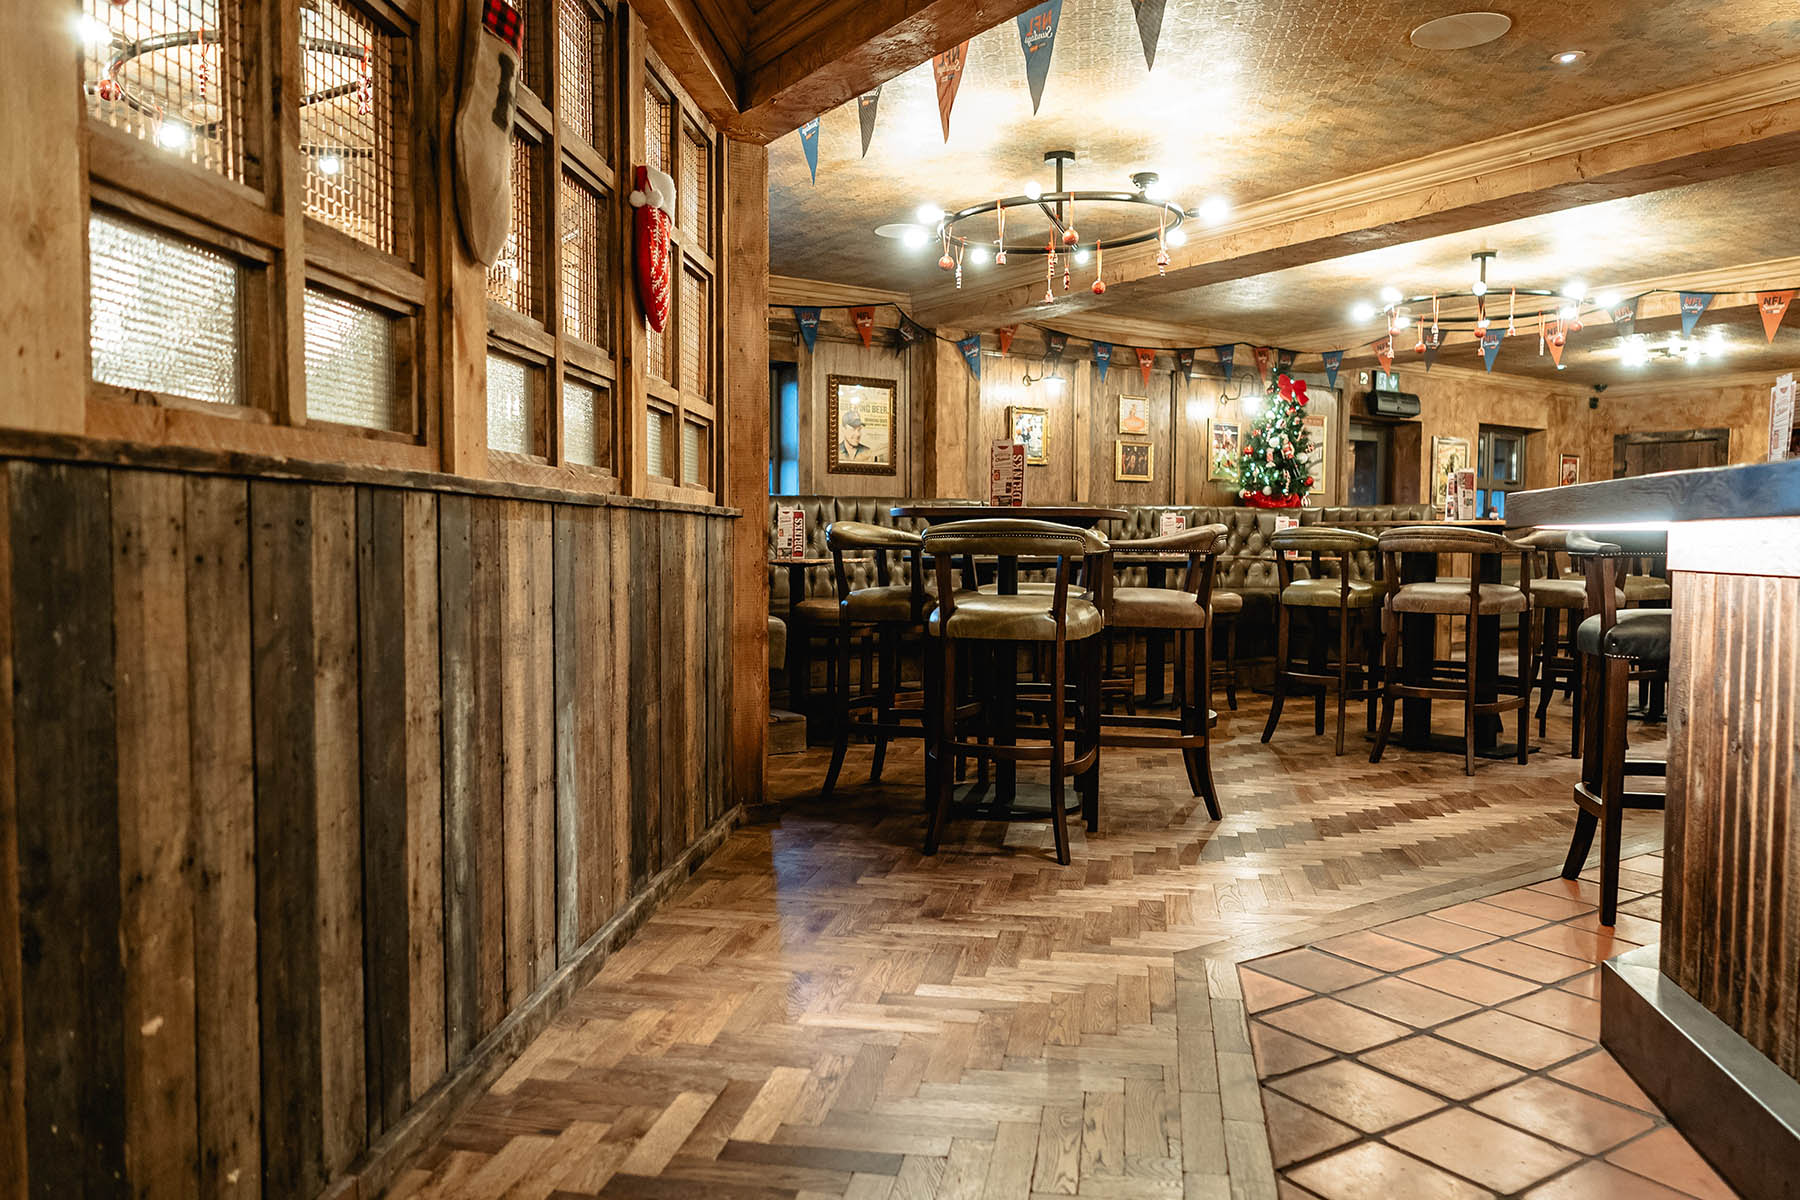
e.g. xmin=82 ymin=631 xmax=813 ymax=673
xmin=1006 ymin=405 xmax=1049 ymax=465
xmin=1431 ymin=435 xmax=1471 ymax=511
xmin=1117 ymin=394 xmax=1150 ymax=437
xmin=1206 ymin=418 xmax=1240 ymax=482
xmin=1303 ymin=415 xmax=1327 ymax=495
xmin=827 ymin=374 xmax=897 ymax=475
xmin=1115 ymin=440 xmax=1154 ymax=482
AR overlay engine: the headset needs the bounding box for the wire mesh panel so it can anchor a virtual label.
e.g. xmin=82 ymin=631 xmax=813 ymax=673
xmin=299 ymin=0 xmax=409 ymax=255
xmin=644 ymin=303 xmax=669 ymax=381
xmin=89 ymin=211 xmax=243 ymax=406
xmin=487 ymin=352 xmax=537 ymax=455
xmin=500 ymin=0 xmax=543 ymax=95
xmin=643 ymin=82 xmax=672 ymax=177
xmin=646 ymin=405 xmax=671 ymax=478
xmin=557 ymin=0 xmax=602 ymax=151
xmin=681 ymin=418 xmax=709 ymax=488
xmin=303 ymin=289 xmax=404 ymax=430
xmin=679 ymin=265 xmax=709 ymax=396
xmin=679 ymin=124 xmax=708 ymax=252
xmin=559 ymin=171 xmax=608 ymax=348
xmin=81 ymin=0 xmax=253 ymax=185
xmin=562 ymin=377 xmax=607 ymax=467
xmin=487 ymin=134 xmax=541 ymax=317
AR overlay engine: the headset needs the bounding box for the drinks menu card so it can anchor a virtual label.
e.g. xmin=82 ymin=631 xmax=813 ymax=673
xmin=989 ymin=440 xmax=1026 ymax=506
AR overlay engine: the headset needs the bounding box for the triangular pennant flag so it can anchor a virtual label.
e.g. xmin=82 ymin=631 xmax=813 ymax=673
xmin=1547 ymin=327 xmax=1566 ymax=368
xmin=1252 ymin=346 xmax=1272 ymax=385
xmin=956 ymin=334 xmax=983 ymax=380
xmin=1423 ymin=331 xmax=1443 ymax=372
xmin=1321 ymin=350 xmax=1343 ymax=391
xmin=1129 ymin=0 xmax=1166 ymax=70
xmin=1015 ymin=1 xmax=1063 ymax=114
xmin=1609 ymin=296 xmax=1640 ymax=337
xmin=933 ymin=42 xmax=970 ymax=142
xmin=895 ymin=315 xmax=925 ymax=349
xmin=1136 ymin=347 xmax=1156 ymax=385
xmin=1176 ymin=348 xmax=1195 ymax=381
xmin=850 ymin=306 xmax=875 ymax=349
xmin=798 ymin=118 xmax=820 ymax=183
xmin=1480 ymin=327 xmax=1505 ymax=372
xmin=857 ymin=88 xmax=880 ymax=157
xmin=1213 ymin=344 xmax=1234 ymax=382
xmin=1093 ymin=341 xmax=1113 ymax=384
xmin=1679 ymin=292 xmax=1713 ymax=337
xmin=1045 ymin=331 xmax=1068 ymax=364
xmin=1759 ymin=290 xmax=1794 ymax=342
xmin=997 ymin=325 xmax=1018 ymax=355
xmin=1275 ymin=348 xmax=1297 ymax=376
xmin=794 ymin=306 xmax=821 ymax=352
xmin=1373 ymin=338 xmax=1392 ymax=372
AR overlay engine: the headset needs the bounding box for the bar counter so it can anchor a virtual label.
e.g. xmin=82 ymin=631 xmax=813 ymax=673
xmin=1510 ymin=460 xmax=1800 ymax=1200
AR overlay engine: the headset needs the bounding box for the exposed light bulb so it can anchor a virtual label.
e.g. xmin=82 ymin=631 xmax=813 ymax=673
xmin=1073 ymin=248 xmax=1091 ymax=265
xmin=155 ymin=121 xmax=191 ymax=150
xmin=1166 ymin=227 xmax=1188 ymax=247
xmin=1023 ymin=180 xmax=1043 ymax=200
xmin=969 ymin=246 xmax=989 ymax=265
xmin=316 ymin=154 xmax=343 ymax=176
xmin=76 ymin=14 xmax=111 ymax=47
xmin=1558 ymin=305 xmax=1579 ymax=322
xmin=901 ymin=227 xmax=929 ymax=249
xmin=1685 ymin=347 xmax=1701 ymax=366
xmin=1196 ymin=196 xmax=1230 ymax=225
xmin=1552 ymin=50 xmax=1586 ymax=65
xmin=1393 ymin=314 xmax=1411 ymax=329
xmin=1379 ymin=286 xmax=1402 ymax=304
xmin=1045 ymin=376 xmax=1065 ymax=394
xmin=1351 ymin=302 xmax=1375 ymax=322
xmin=1620 ymin=337 xmax=1649 ymax=367
xmin=915 ymin=203 xmax=944 ymax=225
xmin=1471 ymin=279 xmax=1488 ymax=297
xmin=1594 ymin=291 xmax=1620 ymax=309
xmin=1145 ymin=178 xmax=1171 ymax=201
xmin=1562 ymin=280 xmax=1587 ymax=299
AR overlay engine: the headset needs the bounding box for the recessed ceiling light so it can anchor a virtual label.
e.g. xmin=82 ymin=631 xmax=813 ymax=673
xmin=1410 ymin=12 xmax=1511 ymax=51
xmin=1550 ymin=49 xmax=1587 ymax=65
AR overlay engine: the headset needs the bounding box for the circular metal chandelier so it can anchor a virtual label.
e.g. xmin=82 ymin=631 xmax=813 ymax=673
xmin=924 ymin=150 xmax=1187 ymax=298
xmin=1378 ymin=250 xmax=1589 ymax=338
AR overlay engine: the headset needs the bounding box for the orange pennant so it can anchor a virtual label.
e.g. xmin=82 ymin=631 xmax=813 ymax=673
xmin=1546 ymin=324 xmax=1566 ymax=368
xmin=1759 ymin=290 xmax=1794 ymax=342
xmin=1373 ymin=338 xmax=1392 ymax=372
xmin=933 ymin=42 xmax=970 ymax=141
xmin=850 ymin=306 xmax=875 ymax=349
xmin=997 ymin=324 xmax=1018 ymax=355
xmin=1136 ymin=347 xmax=1156 ymax=385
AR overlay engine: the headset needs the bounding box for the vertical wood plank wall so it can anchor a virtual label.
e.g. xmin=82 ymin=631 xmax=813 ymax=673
xmin=1662 ymin=569 xmax=1800 ymax=1081
xmin=0 ymin=458 xmax=738 ymax=1197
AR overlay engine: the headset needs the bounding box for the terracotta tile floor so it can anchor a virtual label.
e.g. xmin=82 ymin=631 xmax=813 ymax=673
xmin=1244 ymin=858 xmax=1744 ymax=1199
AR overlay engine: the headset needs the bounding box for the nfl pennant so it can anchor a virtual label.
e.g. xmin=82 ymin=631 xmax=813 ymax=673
xmin=1609 ymin=296 xmax=1640 ymax=337
xmin=1252 ymin=346 xmax=1272 ymax=385
xmin=1546 ymin=322 xmax=1567 ymax=368
xmin=1213 ymin=344 xmax=1235 ymax=381
xmin=896 ymin=314 xmax=926 ymax=349
xmin=850 ymin=306 xmax=876 ymax=348
xmin=857 ymin=87 xmax=881 ymax=157
xmin=1423 ymin=330 xmax=1443 ymax=372
xmin=1480 ymin=327 xmax=1505 ymax=372
xmin=798 ymin=117 xmax=820 ymax=183
xmin=1015 ymin=1 xmax=1063 ymax=114
xmin=794 ymin=306 xmax=821 ymax=352
xmin=1129 ymin=0 xmax=1166 ymax=70
xmin=1136 ymin=347 xmax=1157 ymax=385
xmin=957 ymin=334 xmax=983 ymax=380
xmin=1045 ymin=331 xmax=1069 ymax=364
xmin=1679 ymin=292 xmax=1713 ymax=337
xmin=1759 ymin=290 xmax=1795 ymax=342
xmin=1176 ymin=348 xmax=1196 ymax=381
xmin=1321 ymin=350 xmax=1343 ymax=391
xmin=1373 ymin=338 xmax=1393 ymax=372
xmin=1275 ymin=348 xmax=1297 ymax=376
xmin=933 ymin=42 xmax=970 ymax=141
xmin=1093 ymin=341 xmax=1113 ymax=384
xmin=997 ymin=325 xmax=1019 ymax=355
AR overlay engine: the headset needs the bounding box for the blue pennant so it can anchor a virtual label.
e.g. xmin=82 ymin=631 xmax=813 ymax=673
xmin=1015 ymin=1 xmax=1063 ymax=114
xmin=794 ymin=307 xmax=821 ymax=351
xmin=1321 ymin=350 xmax=1343 ymax=391
xmin=1480 ymin=327 xmax=1505 ymax=372
xmin=957 ymin=334 xmax=983 ymax=380
xmin=1213 ymin=344 xmax=1234 ymax=382
xmin=799 ymin=118 xmax=820 ymax=184
xmin=1093 ymin=341 xmax=1113 ymax=384
xmin=1679 ymin=292 xmax=1713 ymax=337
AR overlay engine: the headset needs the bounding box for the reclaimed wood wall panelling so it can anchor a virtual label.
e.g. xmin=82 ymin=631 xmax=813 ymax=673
xmin=0 ymin=468 xmax=24 ymax=1199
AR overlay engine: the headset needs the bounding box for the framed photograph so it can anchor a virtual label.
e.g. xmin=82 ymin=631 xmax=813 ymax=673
xmin=1206 ymin=418 xmax=1241 ymax=481
xmin=1431 ymin=435 xmax=1471 ymax=511
xmin=1117 ymin=394 xmax=1150 ymax=437
xmin=1559 ymin=453 xmax=1581 ymax=486
xmin=827 ymin=374 xmax=896 ymax=475
xmin=1007 ymin=405 xmax=1049 ymax=465
xmin=1303 ymin=415 xmax=1328 ymax=494
xmin=1115 ymin=439 xmax=1154 ymax=482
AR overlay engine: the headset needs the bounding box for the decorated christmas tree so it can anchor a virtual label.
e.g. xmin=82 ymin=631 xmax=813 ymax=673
xmin=1238 ymin=373 xmax=1315 ymax=508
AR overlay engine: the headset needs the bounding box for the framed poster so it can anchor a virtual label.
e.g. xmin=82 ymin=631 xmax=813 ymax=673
xmin=1115 ymin=440 xmax=1154 ymax=482
xmin=1007 ymin=405 xmax=1049 ymax=465
xmin=1430 ymin=435 xmax=1471 ymax=512
xmin=1559 ymin=453 xmax=1581 ymax=486
xmin=1206 ymin=418 xmax=1241 ymax=481
xmin=1303 ymin=415 xmax=1327 ymax=495
xmin=1118 ymin=394 xmax=1150 ymax=436
xmin=827 ymin=374 xmax=896 ymax=475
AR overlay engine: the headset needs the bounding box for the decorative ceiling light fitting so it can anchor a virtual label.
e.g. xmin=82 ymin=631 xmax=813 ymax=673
xmin=1409 ymin=12 xmax=1512 ymax=50
xmin=1550 ymin=49 xmax=1587 ymax=65
xmin=1352 ymin=249 xmax=1598 ymax=343
xmin=913 ymin=149 xmax=1186 ymax=298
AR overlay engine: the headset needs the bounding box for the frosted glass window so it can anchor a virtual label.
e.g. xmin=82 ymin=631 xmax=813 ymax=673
xmin=487 ymin=353 xmax=535 ymax=455
xmin=89 ymin=212 xmax=243 ymax=407
xmin=563 ymin=378 xmax=603 ymax=466
xmin=646 ymin=406 xmax=670 ymax=477
xmin=681 ymin=420 xmax=707 ymax=488
xmin=304 ymin=289 xmax=404 ymax=430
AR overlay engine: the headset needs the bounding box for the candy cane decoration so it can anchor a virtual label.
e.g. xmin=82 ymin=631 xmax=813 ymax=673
xmin=995 ymin=204 xmax=1007 ymax=266
xmin=1507 ymin=288 xmax=1517 ymax=334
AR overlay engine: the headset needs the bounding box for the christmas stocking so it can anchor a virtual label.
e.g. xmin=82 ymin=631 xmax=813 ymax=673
xmin=455 ymin=0 xmax=524 ymax=266
xmin=630 ymin=165 xmax=676 ymax=333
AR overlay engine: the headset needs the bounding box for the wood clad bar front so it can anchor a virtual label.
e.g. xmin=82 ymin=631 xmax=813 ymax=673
xmin=0 ymin=447 xmax=739 ymax=1196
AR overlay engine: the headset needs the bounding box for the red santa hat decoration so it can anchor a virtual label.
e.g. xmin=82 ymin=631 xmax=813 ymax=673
xmin=629 ymin=164 xmax=677 ymax=333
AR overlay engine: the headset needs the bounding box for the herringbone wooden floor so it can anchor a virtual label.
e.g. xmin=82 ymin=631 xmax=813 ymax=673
xmin=391 ymin=687 xmax=1664 ymax=1199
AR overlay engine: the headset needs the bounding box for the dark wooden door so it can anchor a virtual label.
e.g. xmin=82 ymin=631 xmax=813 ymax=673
xmin=1613 ymin=429 xmax=1730 ymax=478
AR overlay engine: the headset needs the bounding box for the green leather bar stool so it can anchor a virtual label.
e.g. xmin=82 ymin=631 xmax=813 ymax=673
xmin=1370 ymin=526 xmax=1537 ymax=776
xmin=1102 ymin=524 xmax=1231 ymax=817
xmin=1262 ymin=527 xmax=1384 ymax=756
xmin=1561 ymin=529 xmax=1670 ymax=925
xmin=922 ymin=519 xmax=1108 ymax=866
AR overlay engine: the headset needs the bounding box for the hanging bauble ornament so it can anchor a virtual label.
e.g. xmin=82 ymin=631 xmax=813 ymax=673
xmin=97 ymin=77 xmax=122 ymax=100
xmin=1090 ymin=243 xmax=1106 ymax=295
xmin=1304 ymin=476 xmax=1314 ymax=488
xmin=995 ymin=247 xmax=1007 ymax=265
xmin=1061 ymin=198 xmax=1079 ymax=246
xmin=1569 ymin=311 xmax=1584 ymax=333
xmin=1414 ymin=328 xmax=1427 ymax=354
xmin=938 ymin=253 xmax=954 ymax=270
xmin=1261 ymin=486 xmax=1272 ymax=496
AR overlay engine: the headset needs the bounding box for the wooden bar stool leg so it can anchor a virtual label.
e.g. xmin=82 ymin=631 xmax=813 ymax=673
xmin=821 ymin=622 xmax=854 ymax=799
xmin=1261 ymin=603 xmax=1290 ymax=742
xmin=1080 ymin=637 xmax=1102 ymax=832
xmin=1335 ymin=602 xmax=1352 ymax=756
xmin=1311 ymin=610 xmax=1326 ymax=736
xmin=1364 ymin=607 xmax=1380 ymax=735
xmin=1600 ymin=655 xmax=1629 ymax=925
xmin=925 ymin=637 xmax=957 ymax=855
xmin=1187 ymin=629 xmax=1222 ymax=819
xmin=1536 ymin=608 xmax=1558 ymax=736
xmin=1463 ymin=612 xmax=1478 ymax=776
xmin=1570 ymin=639 xmax=1585 ymax=759
xmin=1516 ymin=607 xmax=1532 ymax=765
xmin=870 ymin=626 xmax=899 ymax=784
xmin=1371 ymin=602 xmax=1400 ymax=763
xmin=1048 ymin=639 xmax=1071 ymax=866
xmin=1223 ymin=616 xmax=1239 ymax=710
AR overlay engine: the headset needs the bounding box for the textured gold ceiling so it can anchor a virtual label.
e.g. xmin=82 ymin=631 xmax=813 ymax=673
xmin=768 ymin=0 xmax=1800 ymax=287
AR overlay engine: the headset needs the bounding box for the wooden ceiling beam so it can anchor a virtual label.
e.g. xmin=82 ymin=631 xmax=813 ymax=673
xmin=910 ymin=60 xmax=1800 ymax=330
xmin=631 ymin=0 xmax=745 ymax=128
